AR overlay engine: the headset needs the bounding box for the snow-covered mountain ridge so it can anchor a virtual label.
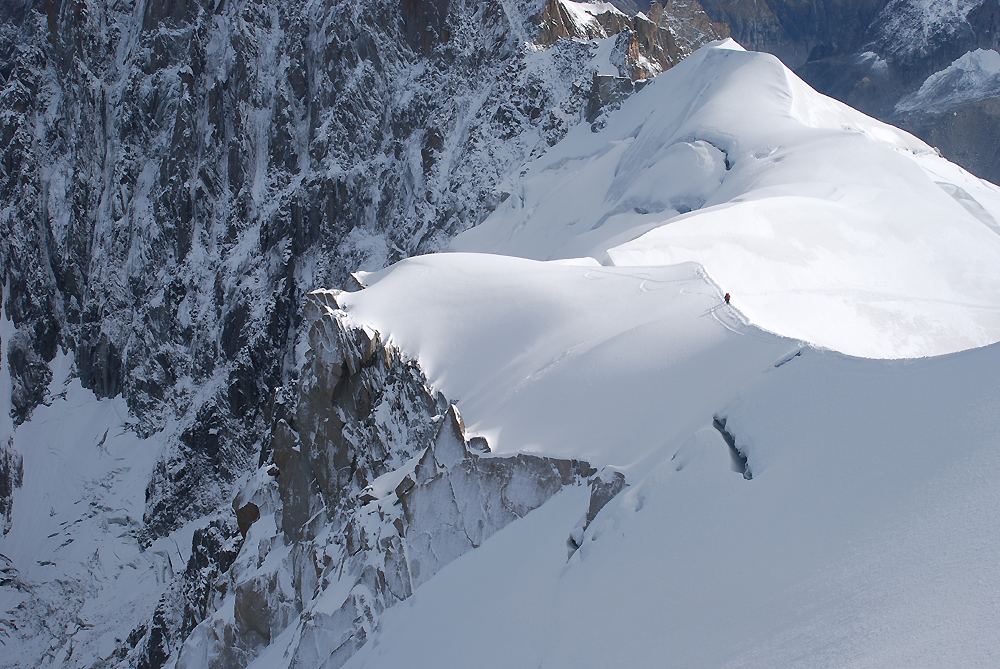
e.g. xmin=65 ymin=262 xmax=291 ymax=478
xmin=172 ymin=41 xmax=1000 ymax=666
xmin=0 ymin=1 xmax=728 ymax=665
xmin=456 ymin=39 xmax=1000 ymax=358
xmin=314 ymin=41 xmax=1000 ymax=666
xmin=695 ymin=0 xmax=1000 ymax=183
xmin=3 ymin=2 xmax=1000 ymax=667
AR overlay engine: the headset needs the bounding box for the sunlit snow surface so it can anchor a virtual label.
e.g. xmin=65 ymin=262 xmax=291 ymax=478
xmin=337 ymin=41 xmax=1000 ymax=667
xmin=346 ymin=255 xmax=796 ymax=466
xmin=344 ymin=344 xmax=1000 ymax=667
xmin=453 ymin=40 xmax=1000 ymax=359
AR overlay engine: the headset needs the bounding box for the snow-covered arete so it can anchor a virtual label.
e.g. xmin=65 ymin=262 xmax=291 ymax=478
xmin=8 ymin=36 xmax=1000 ymax=667
xmin=328 ymin=40 xmax=1000 ymax=666
xmin=456 ymin=39 xmax=1000 ymax=358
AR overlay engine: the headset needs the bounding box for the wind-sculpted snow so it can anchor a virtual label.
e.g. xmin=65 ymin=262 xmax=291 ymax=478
xmin=455 ymin=41 xmax=1000 ymax=358
xmin=329 ymin=208 xmax=1000 ymax=666
xmin=346 ymin=254 xmax=797 ymax=466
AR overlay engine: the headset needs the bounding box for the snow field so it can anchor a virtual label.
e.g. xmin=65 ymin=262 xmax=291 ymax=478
xmin=350 ymin=369 xmax=1000 ymax=665
xmin=342 ymin=261 xmax=1000 ymax=665
xmin=0 ymin=353 xmax=197 ymax=668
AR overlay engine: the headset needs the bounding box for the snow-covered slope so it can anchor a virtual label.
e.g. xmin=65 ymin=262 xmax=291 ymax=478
xmin=697 ymin=0 xmax=1000 ymax=183
xmin=453 ymin=40 xmax=1000 ymax=358
xmin=346 ymin=254 xmax=795 ymax=467
xmin=0 ymin=354 xmax=186 ymax=666
xmin=7 ymin=24 xmax=1000 ymax=667
xmin=341 ymin=340 xmax=1000 ymax=668
xmin=313 ymin=40 xmax=1000 ymax=666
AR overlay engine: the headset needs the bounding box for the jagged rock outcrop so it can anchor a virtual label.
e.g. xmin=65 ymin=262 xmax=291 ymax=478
xmin=0 ymin=0 xmax=605 ymax=544
xmin=130 ymin=519 xmax=244 ymax=669
xmin=174 ymin=293 xmax=603 ymax=668
xmin=894 ymin=97 xmax=1000 ymax=183
xmin=532 ymin=0 xmax=728 ymax=123
xmin=536 ymin=0 xmax=729 ymax=80
xmin=535 ymin=0 xmax=633 ymax=45
xmin=0 ymin=437 xmax=20 ymax=535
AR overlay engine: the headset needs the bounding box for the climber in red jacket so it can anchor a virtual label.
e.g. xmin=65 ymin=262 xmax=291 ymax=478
xmin=724 ymin=293 xmax=731 ymax=305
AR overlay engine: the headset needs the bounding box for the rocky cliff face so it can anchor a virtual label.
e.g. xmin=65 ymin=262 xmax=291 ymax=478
xmin=536 ymin=0 xmax=728 ymax=79
xmin=170 ymin=291 xmax=605 ymax=668
xmin=0 ymin=0 xmax=591 ymax=539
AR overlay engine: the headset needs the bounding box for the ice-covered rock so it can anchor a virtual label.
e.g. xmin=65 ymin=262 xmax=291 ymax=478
xmin=535 ymin=0 xmax=728 ymax=80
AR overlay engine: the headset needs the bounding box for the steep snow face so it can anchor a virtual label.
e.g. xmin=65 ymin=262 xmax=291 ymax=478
xmin=0 ymin=355 xmax=182 ymax=667
xmin=453 ymin=41 xmax=1000 ymax=358
xmin=0 ymin=287 xmax=20 ymax=534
